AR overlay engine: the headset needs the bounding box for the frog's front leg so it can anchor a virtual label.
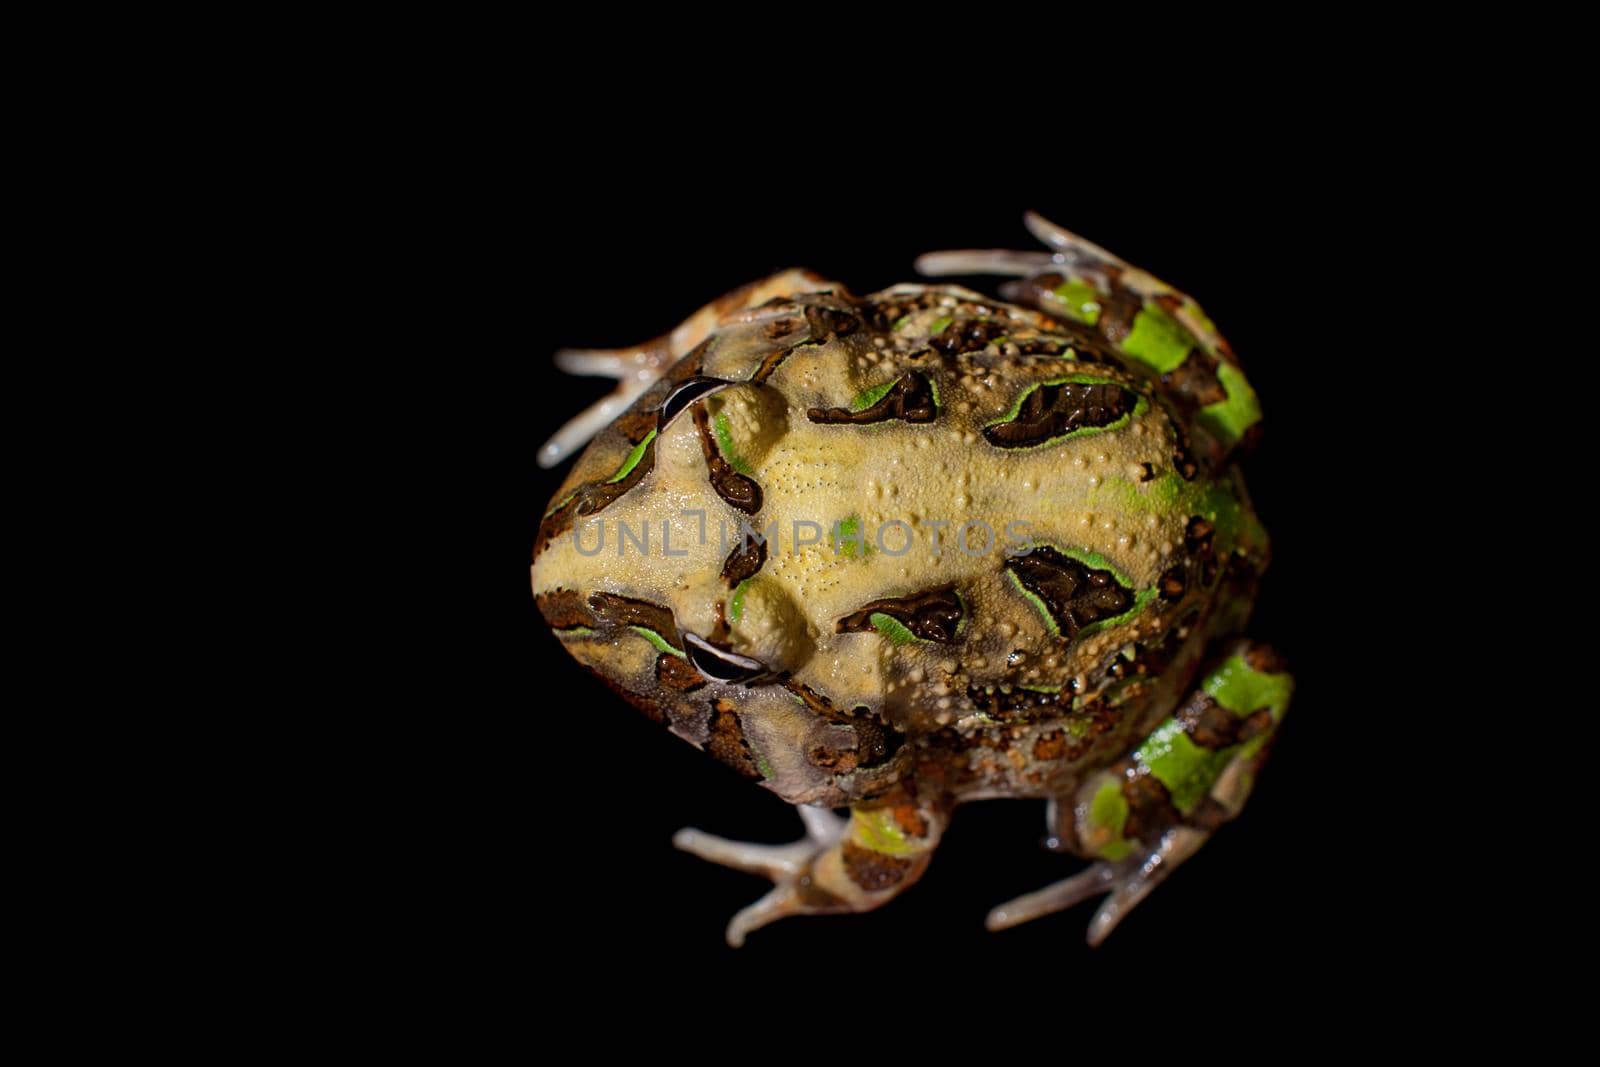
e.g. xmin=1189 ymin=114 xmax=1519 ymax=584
xmin=674 ymin=793 xmax=946 ymax=947
xmin=988 ymin=642 xmax=1292 ymax=945
xmin=538 ymin=268 xmax=834 ymax=467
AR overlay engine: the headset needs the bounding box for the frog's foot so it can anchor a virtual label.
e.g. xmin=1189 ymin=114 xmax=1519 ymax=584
xmin=674 ymin=800 xmax=943 ymax=948
xmin=986 ymin=827 xmax=1208 ymax=946
xmin=914 ymin=211 xmax=1121 ymax=279
xmin=538 ymin=268 xmax=835 ymax=468
xmin=988 ymin=642 xmax=1293 ymax=945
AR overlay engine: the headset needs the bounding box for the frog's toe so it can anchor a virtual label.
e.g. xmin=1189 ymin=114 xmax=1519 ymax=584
xmin=986 ymin=827 xmax=1208 ymax=946
xmin=672 ymin=805 xmax=845 ymax=880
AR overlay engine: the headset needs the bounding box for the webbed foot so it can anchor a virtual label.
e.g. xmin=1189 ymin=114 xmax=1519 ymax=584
xmin=674 ymin=801 xmax=943 ymax=947
xmin=986 ymin=827 xmax=1208 ymax=946
xmin=987 ymin=642 xmax=1292 ymax=945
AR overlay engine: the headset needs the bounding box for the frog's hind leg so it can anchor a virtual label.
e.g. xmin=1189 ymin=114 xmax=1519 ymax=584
xmin=538 ymin=268 xmax=834 ymax=467
xmin=674 ymin=794 xmax=945 ymax=947
xmin=987 ymin=642 xmax=1292 ymax=946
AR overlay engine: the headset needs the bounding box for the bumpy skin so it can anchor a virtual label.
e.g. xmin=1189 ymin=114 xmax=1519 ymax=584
xmin=531 ymin=218 xmax=1291 ymax=946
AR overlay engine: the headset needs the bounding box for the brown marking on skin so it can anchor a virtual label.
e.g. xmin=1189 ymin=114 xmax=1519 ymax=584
xmin=1172 ymin=442 xmax=1199 ymax=481
xmin=691 ymin=405 xmax=763 ymax=514
xmin=851 ymin=715 xmax=903 ymax=769
xmin=750 ymin=344 xmax=795 ymax=385
xmin=1138 ymin=461 xmax=1155 ymax=482
xmin=840 ymin=840 xmax=914 ymax=892
xmin=1179 ymin=693 xmax=1244 ymax=749
xmin=705 ymin=698 xmax=761 ymax=779
xmin=807 ymin=373 xmax=938 ymax=425
xmin=708 ymin=600 xmax=731 ymax=645
xmin=1185 ymin=516 xmax=1216 ymax=557
xmin=1243 ymin=643 xmax=1290 ymax=675
xmin=535 ymin=588 xmax=596 ymax=630
xmin=861 ymin=290 xmax=947 ymax=331
xmin=1005 ymin=546 xmax=1133 ymax=638
xmin=836 ymin=586 xmax=963 ymax=642
xmin=808 ymin=744 xmax=859 ymax=773
xmin=535 ymin=431 xmax=658 ymax=549
xmin=1121 ymin=765 xmax=1183 ymax=844
xmin=782 ymin=678 xmax=852 ymax=723
xmin=1095 ymin=285 xmax=1145 ymax=348
xmin=656 ymin=653 xmax=706 ymax=693
xmin=983 ymin=380 xmax=1136 ymax=449
xmin=762 ymin=316 xmax=802 ymax=341
xmin=589 ymin=667 xmax=669 ymax=726
xmin=1186 ymin=797 xmax=1235 ymax=833
xmin=929 ymin=317 xmax=1006 ymax=356
xmin=1161 ymin=346 xmax=1226 ymax=408
xmin=1034 ymin=731 xmax=1067 ymax=761
xmin=720 ymin=535 xmax=767 ymax=584
xmin=890 ymin=804 xmax=928 ymax=839
xmin=965 ymin=684 xmax=1063 ymax=719
xmin=804 ymin=304 xmax=860 ymax=339
xmin=1159 ymin=565 xmax=1188 ymax=601
xmin=1011 ymin=336 xmax=1078 ymax=357
xmin=586 ymin=592 xmax=681 ymax=649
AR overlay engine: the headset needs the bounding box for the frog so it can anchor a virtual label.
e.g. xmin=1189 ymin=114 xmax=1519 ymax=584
xmin=530 ymin=212 xmax=1291 ymax=947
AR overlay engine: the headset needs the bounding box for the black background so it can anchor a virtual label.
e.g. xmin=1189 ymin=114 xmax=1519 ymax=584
xmin=464 ymin=165 xmax=1420 ymax=997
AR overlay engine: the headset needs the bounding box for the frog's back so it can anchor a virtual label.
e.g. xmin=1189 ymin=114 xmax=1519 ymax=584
xmin=534 ymin=280 xmax=1265 ymax=807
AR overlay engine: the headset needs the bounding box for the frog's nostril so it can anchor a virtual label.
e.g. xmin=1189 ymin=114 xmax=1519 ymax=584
xmin=683 ymin=632 xmax=772 ymax=686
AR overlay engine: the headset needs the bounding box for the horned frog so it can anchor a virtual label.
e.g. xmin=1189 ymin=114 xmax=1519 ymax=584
xmin=531 ymin=212 xmax=1291 ymax=946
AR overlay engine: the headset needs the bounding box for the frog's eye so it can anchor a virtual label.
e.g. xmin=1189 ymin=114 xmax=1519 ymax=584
xmin=659 ymin=376 xmax=733 ymax=428
xmin=683 ymin=632 xmax=772 ymax=686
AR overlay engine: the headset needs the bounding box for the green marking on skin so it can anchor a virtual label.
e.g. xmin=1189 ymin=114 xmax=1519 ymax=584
xmin=729 ymin=579 xmax=752 ymax=623
xmin=833 ymin=515 xmax=870 ymax=558
xmin=1065 ymin=716 xmax=1092 ymax=738
xmin=1088 ymin=779 xmax=1133 ymax=861
xmin=853 ymin=808 xmax=920 ymax=856
xmin=630 ymin=625 xmax=684 ymax=659
xmin=1006 ymin=569 xmax=1060 ymax=637
xmin=1082 ymin=474 xmax=1268 ymax=557
xmin=712 ymin=412 xmax=754 ymax=475
xmin=927 ymin=376 xmax=941 ymax=411
xmin=606 ymin=429 xmax=657 ymax=484
xmin=1121 ymin=305 xmax=1194 ymax=373
xmin=870 ymin=612 xmax=917 ymax=646
xmin=1199 ymin=363 xmax=1263 ymax=446
xmin=1020 ymin=683 xmax=1061 ymax=694
xmin=1135 ymin=718 xmax=1234 ymax=815
xmin=543 ymin=489 xmax=579 ymax=519
xmin=558 ymin=626 xmax=595 ymax=637
xmin=930 ymin=316 xmax=953 ymax=334
xmin=756 ymin=756 xmax=774 ymax=779
xmin=1203 ymin=654 xmax=1293 ymax=721
xmin=1052 ymin=279 xmax=1103 ymax=325
xmin=892 ymin=315 xmax=910 ymax=331
xmin=850 ymin=379 xmax=899 ymax=412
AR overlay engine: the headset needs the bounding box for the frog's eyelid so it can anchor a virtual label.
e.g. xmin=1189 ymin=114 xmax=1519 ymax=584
xmin=683 ymin=632 xmax=770 ymax=685
xmin=659 ymin=377 xmax=733 ymax=429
